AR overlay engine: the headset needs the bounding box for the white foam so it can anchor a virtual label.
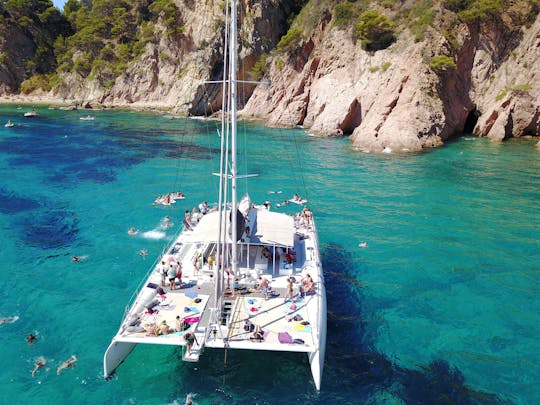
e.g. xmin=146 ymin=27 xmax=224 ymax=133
xmin=141 ymin=230 xmax=166 ymax=240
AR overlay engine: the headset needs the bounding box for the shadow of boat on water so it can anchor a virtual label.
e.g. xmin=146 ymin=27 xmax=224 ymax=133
xmin=322 ymin=242 xmax=510 ymax=404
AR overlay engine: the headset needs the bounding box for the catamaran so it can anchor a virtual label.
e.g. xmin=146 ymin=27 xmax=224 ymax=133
xmin=103 ymin=0 xmax=326 ymax=390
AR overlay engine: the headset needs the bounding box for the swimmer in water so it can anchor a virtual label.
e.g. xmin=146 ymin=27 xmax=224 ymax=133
xmin=0 ymin=316 xmax=19 ymax=325
xmin=128 ymin=227 xmax=138 ymax=235
xmin=26 ymin=333 xmax=37 ymax=344
xmin=57 ymin=355 xmax=77 ymax=375
xmin=32 ymin=357 xmax=49 ymax=377
xmin=71 ymin=256 xmax=81 ymax=262
xmin=140 ymin=249 xmax=148 ymax=259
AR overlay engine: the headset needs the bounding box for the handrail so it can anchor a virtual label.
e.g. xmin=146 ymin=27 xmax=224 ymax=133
xmin=120 ymin=226 xmax=185 ymax=324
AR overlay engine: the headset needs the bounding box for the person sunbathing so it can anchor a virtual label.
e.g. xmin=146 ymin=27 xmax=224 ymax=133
xmin=250 ymin=325 xmax=264 ymax=342
xmin=158 ymin=320 xmax=173 ymax=335
xmin=57 ymin=355 xmax=77 ymax=375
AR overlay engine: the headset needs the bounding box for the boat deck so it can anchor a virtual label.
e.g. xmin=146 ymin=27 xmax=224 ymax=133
xmin=112 ymin=207 xmax=322 ymax=357
xmin=115 ymin=273 xmax=318 ymax=353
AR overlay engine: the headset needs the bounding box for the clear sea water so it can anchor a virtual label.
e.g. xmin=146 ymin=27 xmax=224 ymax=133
xmin=0 ymin=104 xmax=538 ymax=404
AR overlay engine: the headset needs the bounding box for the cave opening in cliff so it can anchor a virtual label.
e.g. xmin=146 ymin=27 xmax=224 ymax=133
xmin=463 ymin=107 xmax=480 ymax=134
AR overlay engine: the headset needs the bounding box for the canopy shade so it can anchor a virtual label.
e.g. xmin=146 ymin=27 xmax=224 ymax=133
xmin=182 ymin=208 xmax=294 ymax=247
xmin=250 ymin=208 xmax=294 ymax=247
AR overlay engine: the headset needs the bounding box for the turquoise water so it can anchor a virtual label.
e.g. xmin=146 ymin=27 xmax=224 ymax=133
xmin=0 ymin=104 xmax=538 ymax=404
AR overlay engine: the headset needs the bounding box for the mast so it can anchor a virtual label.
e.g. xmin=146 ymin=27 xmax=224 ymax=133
xmin=214 ymin=0 xmax=231 ymax=308
xmin=230 ymin=0 xmax=239 ymax=275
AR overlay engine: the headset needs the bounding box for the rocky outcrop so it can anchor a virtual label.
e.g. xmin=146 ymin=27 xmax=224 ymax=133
xmin=241 ymin=9 xmax=540 ymax=152
xmin=48 ymin=0 xmax=293 ymax=117
xmin=473 ymin=16 xmax=540 ymax=140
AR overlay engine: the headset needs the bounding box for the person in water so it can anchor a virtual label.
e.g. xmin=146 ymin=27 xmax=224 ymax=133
xmin=57 ymin=355 xmax=77 ymax=375
xmin=26 ymin=333 xmax=37 ymax=344
xmin=32 ymin=357 xmax=48 ymax=377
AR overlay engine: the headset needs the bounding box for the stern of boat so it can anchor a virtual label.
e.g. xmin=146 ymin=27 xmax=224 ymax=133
xmin=103 ymin=339 xmax=137 ymax=380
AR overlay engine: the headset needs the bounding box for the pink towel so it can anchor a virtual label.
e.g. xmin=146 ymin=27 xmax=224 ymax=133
xmin=184 ymin=316 xmax=200 ymax=324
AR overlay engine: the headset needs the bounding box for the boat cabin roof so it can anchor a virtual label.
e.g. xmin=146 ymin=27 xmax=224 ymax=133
xmin=183 ymin=207 xmax=294 ymax=247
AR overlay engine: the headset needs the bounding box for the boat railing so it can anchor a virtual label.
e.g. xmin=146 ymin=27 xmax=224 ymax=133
xmin=120 ymin=226 xmax=185 ymax=323
xmin=308 ymin=220 xmax=324 ymax=348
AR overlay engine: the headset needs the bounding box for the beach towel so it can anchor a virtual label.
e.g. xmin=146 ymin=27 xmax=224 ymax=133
xmin=293 ymin=324 xmax=312 ymax=333
xmin=278 ymin=332 xmax=293 ymax=344
xmin=184 ymin=316 xmax=200 ymax=324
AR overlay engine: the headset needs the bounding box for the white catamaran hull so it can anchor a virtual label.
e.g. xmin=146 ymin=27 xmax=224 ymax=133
xmin=104 ymin=0 xmax=326 ymax=390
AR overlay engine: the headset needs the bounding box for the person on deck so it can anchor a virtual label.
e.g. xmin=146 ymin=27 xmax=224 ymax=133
xmin=300 ymin=273 xmax=315 ymax=296
xmin=168 ymin=264 xmax=176 ymax=290
xmin=175 ymin=261 xmax=183 ymax=287
xmin=159 ymin=320 xmax=173 ymax=335
xmin=284 ymin=277 xmax=295 ymax=303
xmin=184 ymin=331 xmax=198 ymax=354
xmin=258 ymin=276 xmax=270 ymax=300
xmin=250 ymin=324 xmax=264 ymax=341
xmin=160 ymin=260 xmax=168 ymax=287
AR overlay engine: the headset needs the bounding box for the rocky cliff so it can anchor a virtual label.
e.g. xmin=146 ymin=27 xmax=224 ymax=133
xmin=241 ymin=4 xmax=540 ymax=152
xmin=1 ymin=0 xmax=538 ymax=152
xmin=51 ymin=0 xmax=294 ymax=116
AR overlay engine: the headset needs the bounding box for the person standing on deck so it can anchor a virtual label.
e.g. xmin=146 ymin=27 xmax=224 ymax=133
xmin=175 ymin=261 xmax=183 ymax=287
xmin=160 ymin=260 xmax=168 ymax=287
xmin=184 ymin=331 xmax=198 ymax=354
xmin=258 ymin=276 xmax=270 ymax=300
xmin=284 ymin=277 xmax=295 ymax=303
xmin=168 ymin=264 xmax=176 ymax=290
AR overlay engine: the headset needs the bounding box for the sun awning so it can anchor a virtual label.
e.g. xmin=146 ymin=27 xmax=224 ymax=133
xmin=183 ymin=210 xmax=231 ymax=243
xmin=182 ymin=208 xmax=295 ymax=247
xmin=251 ymin=208 xmax=295 ymax=247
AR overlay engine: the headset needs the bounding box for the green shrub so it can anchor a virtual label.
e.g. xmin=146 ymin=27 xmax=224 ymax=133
xmin=74 ymin=57 xmax=92 ymax=77
xmin=495 ymin=88 xmax=508 ymax=101
xmin=429 ymin=55 xmax=457 ymax=70
xmin=251 ymin=53 xmax=268 ymax=80
xmin=381 ymin=61 xmax=392 ymax=71
xmin=354 ymin=10 xmax=396 ymax=51
xmin=277 ymin=27 xmax=303 ymax=54
xmin=368 ymin=65 xmax=379 ymax=72
xmin=409 ymin=0 xmax=435 ymax=41
xmin=444 ymin=0 xmax=508 ymax=20
xmin=19 ymin=73 xmax=58 ymax=94
xmin=334 ymin=2 xmax=355 ymax=27
xmin=496 ymin=83 xmax=531 ymax=100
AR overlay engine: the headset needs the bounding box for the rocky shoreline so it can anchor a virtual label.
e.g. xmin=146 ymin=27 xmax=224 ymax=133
xmin=1 ymin=5 xmax=538 ymax=153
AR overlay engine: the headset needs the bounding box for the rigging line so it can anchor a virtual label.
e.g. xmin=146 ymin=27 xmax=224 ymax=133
xmin=235 ymin=0 xmax=250 ymax=196
xmin=291 ymin=127 xmax=310 ymax=202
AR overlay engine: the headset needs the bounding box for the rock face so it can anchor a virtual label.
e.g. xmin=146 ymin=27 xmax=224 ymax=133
xmin=0 ymin=2 xmax=538 ymax=152
xmin=242 ymin=12 xmax=540 ymax=152
xmin=51 ymin=0 xmax=293 ymax=116
xmin=473 ymin=17 xmax=540 ymax=141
